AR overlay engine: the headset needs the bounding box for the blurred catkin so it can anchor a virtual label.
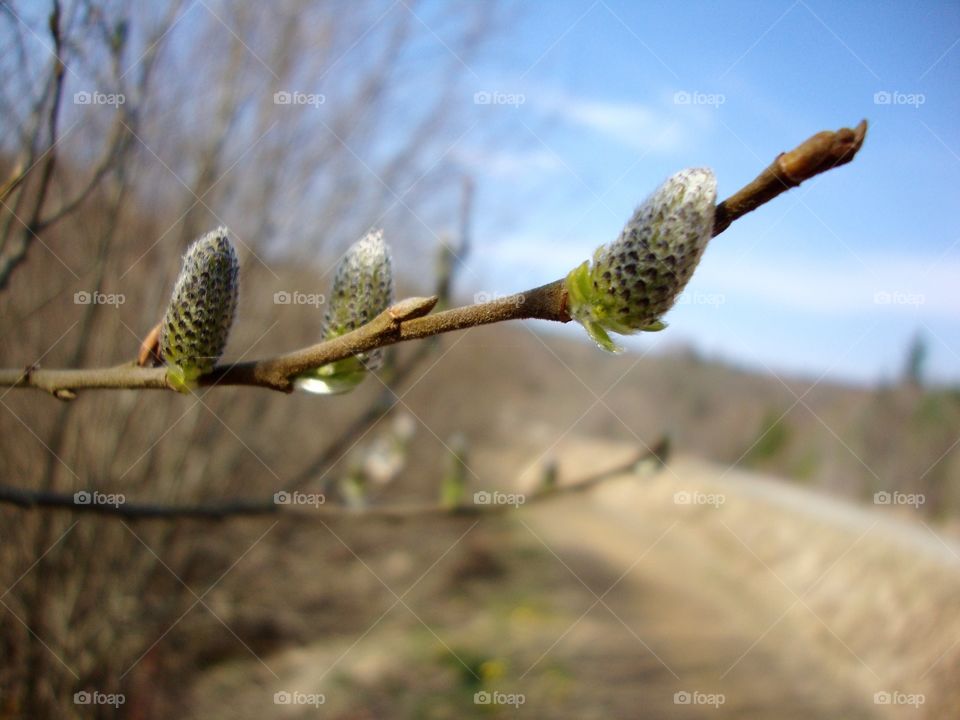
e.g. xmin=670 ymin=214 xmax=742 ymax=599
xmin=295 ymin=230 xmax=394 ymax=394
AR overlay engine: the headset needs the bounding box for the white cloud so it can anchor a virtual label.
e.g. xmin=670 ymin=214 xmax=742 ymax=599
xmin=692 ymin=248 xmax=960 ymax=316
xmin=560 ymin=98 xmax=684 ymax=152
xmin=454 ymin=146 xmax=563 ymax=179
xmin=535 ymin=88 xmax=715 ymax=154
xmin=467 ymin=231 xmax=587 ymax=293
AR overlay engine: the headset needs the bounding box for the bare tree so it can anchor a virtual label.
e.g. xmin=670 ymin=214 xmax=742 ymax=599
xmin=0 ymin=1 xmax=514 ymax=716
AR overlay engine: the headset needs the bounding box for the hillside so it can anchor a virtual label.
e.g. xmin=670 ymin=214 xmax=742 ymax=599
xmin=376 ymin=319 xmax=960 ymax=522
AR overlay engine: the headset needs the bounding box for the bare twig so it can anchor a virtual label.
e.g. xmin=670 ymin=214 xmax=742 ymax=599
xmin=712 ymin=120 xmax=867 ymax=236
xmin=0 ymin=120 xmax=868 ymax=397
xmin=0 ymin=444 xmax=665 ymax=522
xmin=0 ymin=1 xmax=67 ymax=290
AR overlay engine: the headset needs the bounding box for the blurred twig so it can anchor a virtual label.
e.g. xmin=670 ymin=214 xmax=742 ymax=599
xmin=0 ymin=120 xmax=868 ymax=397
xmin=0 ymin=442 xmax=665 ymax=522
xmin=0 ymin=0 xmax=66 ymax=290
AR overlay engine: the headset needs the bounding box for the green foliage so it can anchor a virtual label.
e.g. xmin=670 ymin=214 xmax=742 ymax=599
xmin=902 ymin=332 xmax=928 ymax=387
xmin=441 ymin=433 xmax=469 ymax=508
xmin=744 ymin=411 xmax=791 ymax=466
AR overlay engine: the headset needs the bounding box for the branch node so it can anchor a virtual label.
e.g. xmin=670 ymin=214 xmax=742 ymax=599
xmin=388 ymin=295 xmax=439 ymax=322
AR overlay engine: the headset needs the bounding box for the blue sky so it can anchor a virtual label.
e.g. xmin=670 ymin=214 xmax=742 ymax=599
xmin=448 ymin=0 xmax=960 ymax=385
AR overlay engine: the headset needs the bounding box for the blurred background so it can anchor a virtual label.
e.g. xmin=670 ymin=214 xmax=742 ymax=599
xmin=0 ymin=0 xmax=958 ymax=718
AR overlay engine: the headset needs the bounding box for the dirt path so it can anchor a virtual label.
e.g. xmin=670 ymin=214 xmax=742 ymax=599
xmin=187 ymin=443 xmax=959 ymax=719
xmin=521 ymin=441 xmax=960 ymax=719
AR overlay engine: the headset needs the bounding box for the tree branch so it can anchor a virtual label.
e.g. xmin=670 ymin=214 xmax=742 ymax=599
xmin=0 ymin=120 xmax=867 ymax=398
xmin=0 ymin=444 xmax=664 ymax=522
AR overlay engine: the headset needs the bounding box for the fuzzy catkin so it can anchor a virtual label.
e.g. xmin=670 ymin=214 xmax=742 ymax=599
xmin=159 ymin=227 xmax=239 ymax=390
xmin=566 ymin=168 xmax=716 ymax=351
xmin=321 ymin=229 xmax=393 ymax=369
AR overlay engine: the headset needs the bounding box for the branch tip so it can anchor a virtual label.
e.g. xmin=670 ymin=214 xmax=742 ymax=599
xmin=778 ymin=119 xmax=868 ymax=184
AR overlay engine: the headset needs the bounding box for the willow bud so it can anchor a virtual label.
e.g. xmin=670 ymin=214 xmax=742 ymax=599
xmin=565 ymin=168 xmax=716 ymax=352
xmin=295 ymin=230 xmax=394 ymax=394
xmin=159 ymin=227 xmax=239 ymax=392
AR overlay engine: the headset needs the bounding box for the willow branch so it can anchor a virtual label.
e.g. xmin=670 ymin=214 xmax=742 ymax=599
xmin=0 ymin=120 xmax=867 ymax=398
xmin=0 ymin=444 xmax=664 ymax=522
